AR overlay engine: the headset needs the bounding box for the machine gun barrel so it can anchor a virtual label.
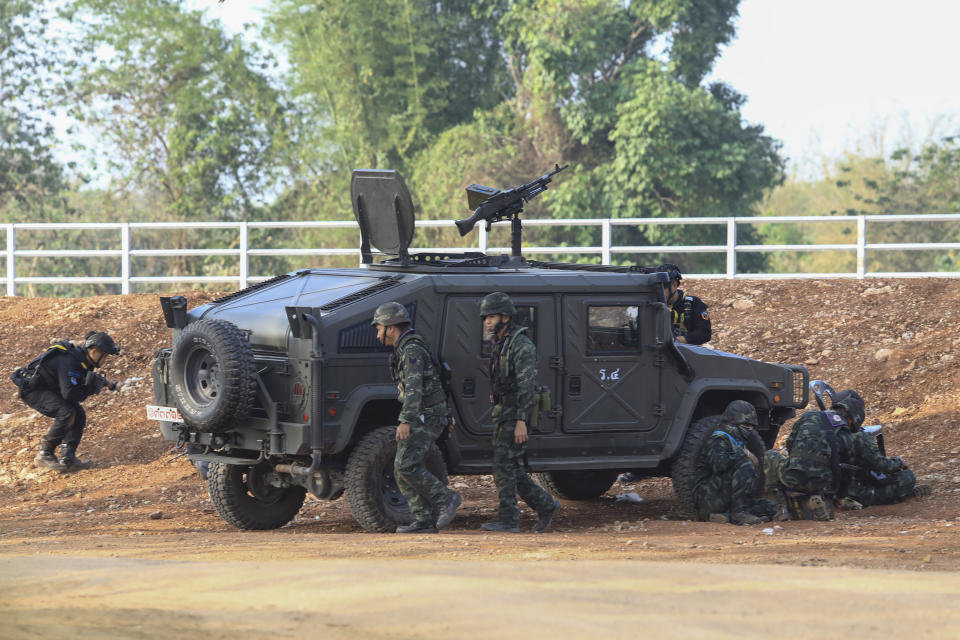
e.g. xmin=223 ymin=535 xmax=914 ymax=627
xmin=455 ymin=163 xmax=568 ymax=237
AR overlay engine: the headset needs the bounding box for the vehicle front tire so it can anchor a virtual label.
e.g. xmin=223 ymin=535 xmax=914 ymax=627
xmin=670 ymin=414 xmax=723 ymax=517
xmin=170 ymin=318 xmax=256 ymax=433
xmin=208 ymin=462 xmax=307 ymax=530
xmin=537 ymin=469 xmax=620 ymax=500
xmin=345 ymin=426 xmax=448 ymax=533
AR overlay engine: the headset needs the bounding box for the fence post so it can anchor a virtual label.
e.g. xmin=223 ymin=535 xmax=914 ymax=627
xmin=601 ymin=219 xmax=612 ymax=264
xmin=121 ymin=223 xmax=131 ymax=294
xmin=857 ymin=216 xmax=866 ymax=279
xmin=726 ymin=218 xmax=737 ymax=278
xmin=5 ymin=224 xmax=15 ymax=297
xmin=239 ymin=221 xmax=249 ymax=290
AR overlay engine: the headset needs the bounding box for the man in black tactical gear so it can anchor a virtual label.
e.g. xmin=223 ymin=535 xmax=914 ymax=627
xmin=11 ymin=331 xmax=120 ymax=472
xmin=660 ymin=263 xmax=711 ymax=345
xmin=373 ymin=302 xmax=461 ymax=533
xmin=479 ymin=292 xmax=561 ymax=533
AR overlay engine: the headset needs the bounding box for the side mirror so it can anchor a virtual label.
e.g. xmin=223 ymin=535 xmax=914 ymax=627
xmin=644 ymin=301 xmax=671 ymax=347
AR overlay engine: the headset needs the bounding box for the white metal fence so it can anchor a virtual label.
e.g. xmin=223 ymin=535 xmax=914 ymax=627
xmin=3 ymin=214 xmax=960 ymax=296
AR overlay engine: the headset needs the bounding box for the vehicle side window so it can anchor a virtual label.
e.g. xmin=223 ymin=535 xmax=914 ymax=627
xmin=587 ymin=306 xmax=639 ymax=354
xmin=481 ymin=305 xmax=536 ymax=357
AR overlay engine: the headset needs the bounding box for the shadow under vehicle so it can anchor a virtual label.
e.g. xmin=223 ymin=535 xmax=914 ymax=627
xmin=149 ymin=169 xmax=809 ymax=532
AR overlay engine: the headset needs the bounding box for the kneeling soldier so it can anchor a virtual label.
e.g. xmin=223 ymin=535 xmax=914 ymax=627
xmin=373 ymin=302 xmax=461 ymax=533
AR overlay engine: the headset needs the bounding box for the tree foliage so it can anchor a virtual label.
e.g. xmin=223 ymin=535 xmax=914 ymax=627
xmin=0 ymin=0 xmax=67 ymax=218
xmin=66 ymin=0 xmax=290 ymax=221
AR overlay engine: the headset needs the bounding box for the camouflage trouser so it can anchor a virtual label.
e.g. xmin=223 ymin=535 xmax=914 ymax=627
xmin=492 ymin=420 xmax=555 ymax=527
xmin=777 ymin=458 xmax=834 ymax=496
xmin=763 ymin=450 xmax=786 ymax=494
xmin=847 ymin=468 xmax=916 ymax=507
xmin=394 ymin=415 xmax=448 ymax=525
xmin=694 ymin=455 xmax=777 ymax=521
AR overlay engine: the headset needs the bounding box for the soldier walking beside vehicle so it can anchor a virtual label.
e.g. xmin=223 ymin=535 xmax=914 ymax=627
xmin=660 ymin=263 xmax=711 ymax=345
xmin=479 ymin=292 xmax=561 ymax=533
xmin=373 ymin=302 xmax=461 ymax=534
xmin=10 ymin=331 xmax=120 ymax=472
xmin=693 ymin=400 xmax=783 ymax=525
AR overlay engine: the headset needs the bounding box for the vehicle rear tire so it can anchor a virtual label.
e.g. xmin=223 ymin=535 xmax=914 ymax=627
xmin=670 ymin=414 xmax=723 ymax=517
xmin=536 ymin=470 xmax=620 ymax=500
xmin=208 ymin=462 xmax=306 ymax=530
xmin=345 ymin=426 xmax=448 ymax=533
xmin=170 ymin=318 xmax=256 ymax=433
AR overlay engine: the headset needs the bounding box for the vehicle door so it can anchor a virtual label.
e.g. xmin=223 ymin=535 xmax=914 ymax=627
xmin=560 ymin=296 xmax=662 ymax=433
xmin=441 ymin=295 xmax=560 ymax=440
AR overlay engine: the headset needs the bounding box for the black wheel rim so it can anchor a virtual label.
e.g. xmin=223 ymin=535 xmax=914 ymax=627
xmin=381 ymin=465 xmax=409 ymax=513
xmin=183 ymin=345 xmax=221 ymax=408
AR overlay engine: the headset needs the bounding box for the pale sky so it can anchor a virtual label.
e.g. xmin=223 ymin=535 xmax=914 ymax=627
xmin=181 ymin=0 xmax=960 ymax=179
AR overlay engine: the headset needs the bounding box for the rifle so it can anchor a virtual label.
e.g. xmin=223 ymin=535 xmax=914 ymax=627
xmin=455 ymin=164 xmax=568 ymax=257
xmin=84 ymin=370 xmax=120 ymax=393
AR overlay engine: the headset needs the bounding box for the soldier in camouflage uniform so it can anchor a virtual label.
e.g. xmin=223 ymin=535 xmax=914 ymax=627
xmin=693 ymin=400 xmax=783 ymax=525
xmin=479 ymin=292 xmax=561 ymax=533
xmin=373 ymin=302 xmax=461 ymax=534
xmin=831 ymin=390 xmax=931 ymax=508
xmin=776 ymin=401 xmax=847 ymax=520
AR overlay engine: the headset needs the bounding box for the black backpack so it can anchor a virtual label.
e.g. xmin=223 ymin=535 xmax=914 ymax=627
xmin=9 ymin=341 xmax=72 ymax=392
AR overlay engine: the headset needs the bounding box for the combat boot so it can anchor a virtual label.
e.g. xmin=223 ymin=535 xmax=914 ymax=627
xmin=836 ymin=496 xmax=863 ymax=510
xmin=707 ymin=513 xmax=730 ymax=524
xmin=532 ymin=500 xmax=562 ymax=533
xmin=480 ymin=521 xmax=521 ymax=533
xmin=437 ymin=491 xmax=462 ymax=529
xmin=806 ymin=494 xmax=834 ymax=521
xmin=396 ymin=521 xmax=438 ymax=534
xmin=59 ymin=445 xmax=93 ymax=472
xmin=912 ymin=484 xmax=932 ymax=497
xmin=34 ymin=451 xmax=65 ymax=471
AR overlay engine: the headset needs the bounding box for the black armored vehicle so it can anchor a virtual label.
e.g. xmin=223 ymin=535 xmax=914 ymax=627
xmin=149 ymin=169 xmax=809 ymax=532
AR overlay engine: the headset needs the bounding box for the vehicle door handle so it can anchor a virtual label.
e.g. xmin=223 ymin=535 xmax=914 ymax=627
xmin=462 ymin=377 xmax=475 ymax=398
xmin=569 ymin=376 xmax=581 ymax=395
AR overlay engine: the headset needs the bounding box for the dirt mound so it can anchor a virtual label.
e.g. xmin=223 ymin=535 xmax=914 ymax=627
xmin=1 ymin=279 xmax=958 ymax=566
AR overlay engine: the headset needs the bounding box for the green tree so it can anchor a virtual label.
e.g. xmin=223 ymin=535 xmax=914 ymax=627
xmin=409 ymin=0 xmax=783 ymax=272
xmin=67 ymin=0 xmax=290 ymax=222
xmin=0 ymin=0 xmax=67 ymax=219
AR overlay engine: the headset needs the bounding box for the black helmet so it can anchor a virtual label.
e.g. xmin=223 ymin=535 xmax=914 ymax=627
xmin=83 ymin=331 xmax=119 ymax=356
xmin=659 ymin=263 xmax=682 ymax=282
xmin=833 ymin=390 xmax=865 ymax=430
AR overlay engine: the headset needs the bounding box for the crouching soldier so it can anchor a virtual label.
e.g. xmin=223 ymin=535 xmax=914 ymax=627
xmin=10 ymin=331 xmax=120 ymax=472
xmin=373 ymin=302 xmax=461 ymax=534
xmin=831 ymin=390 xmax=931 ymax=508
xmin=693 ymin=400 xmax=783 ymax=525
xmin=776 ymin=400 xmax=848 ymax=520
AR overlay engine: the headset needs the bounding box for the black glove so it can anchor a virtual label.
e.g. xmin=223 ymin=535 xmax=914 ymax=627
xmin=84 ymin=371 xmax=105 ymax=395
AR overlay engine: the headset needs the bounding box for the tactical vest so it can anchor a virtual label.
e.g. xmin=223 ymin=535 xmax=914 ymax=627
xmin=671 ymin=292 xmax=695 ymax=331
xmin=391 ymin=331 xmax=447 ymax=409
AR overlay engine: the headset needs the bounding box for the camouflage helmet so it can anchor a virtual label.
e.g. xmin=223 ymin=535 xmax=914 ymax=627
xmin=83 ymin=330 xmax=119 ymax=355
xmin=371 ymin=302 xmax=410 ymax=327
xmin=721 ymin=399 xmax=758 ymax=427
xmin=479 ymin=291 xmax=517 ymax=318
xmin=833 ymin=390 xmax=865 ymax=429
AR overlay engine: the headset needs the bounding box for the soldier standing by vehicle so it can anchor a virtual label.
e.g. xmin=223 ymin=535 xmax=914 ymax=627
xmin=479 ymin=292 xmax=562 ymax=533
xmin=10 ymin=331 xmax=120 ymax=472
xmin=660 ymin=263 xmax=711 ymax=345
xmin=693 ymin=400 xmax=783 ymax=525
xmin=831 ymin=390 xmax=931 ymax=508
xmin=373 ymin=302 xmax=461 ymax=534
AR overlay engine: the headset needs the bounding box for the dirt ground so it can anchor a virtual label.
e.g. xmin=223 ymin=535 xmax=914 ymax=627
xmin=1 ymin=279 xmax=959 ymax=637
